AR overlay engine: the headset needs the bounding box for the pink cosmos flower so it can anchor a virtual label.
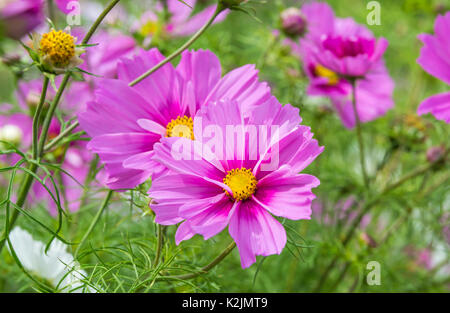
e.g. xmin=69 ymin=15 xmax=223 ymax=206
xmin=416 ymin=12 xmax=450 ymax=123
xmin=149 ymin=99 xmax=324 ymax=268
xmin=0 ymin=0 xmax=44 ymax=40
xmin=134 ymin=0 xmax=228 ymax=43
xmin=298 ymin=5 xmax=394 ymax=128
xmin=301 ymin=15 xmax=388 ymax=79
xmin=78 ymin=48 xmax=271 ymax=190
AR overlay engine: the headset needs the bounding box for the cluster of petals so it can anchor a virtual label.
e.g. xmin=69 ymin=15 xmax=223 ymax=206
xmin=78 ymin=48 xmax=271 ymax=190
xmin=149 ymin=98 xmax=323 ymax=268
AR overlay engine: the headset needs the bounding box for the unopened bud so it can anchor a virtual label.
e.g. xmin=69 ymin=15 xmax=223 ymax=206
xmin=426 ymin=145 xmax=446 ymax=163
xmin=280 ymin=8 xmax=307 ymax=38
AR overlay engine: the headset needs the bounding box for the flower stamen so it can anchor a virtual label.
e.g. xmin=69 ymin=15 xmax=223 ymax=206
xmin=39 ymin=30 xmax=76 ymax=67
xmin=315 ymin=64 xmax=339 ymax=86
xmin=166 ymin=115 xmax=195 ymax=140
xmin=223 ymin=168 xmax=257 ymax=201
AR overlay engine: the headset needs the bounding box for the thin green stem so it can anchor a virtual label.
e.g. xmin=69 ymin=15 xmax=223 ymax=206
xmin=44 ymin=121 xmax=80 ymax=152
xmin=32 ymin=76 xmax=49 ymax=159
xmin=47 ymin=0 xmax=55 ymax=22
xmin=0 ymin=0 xmax=121 ymax=255
xmin=0 ymin=163 xmax=38 ymax=252
xmin=313 ymin=152 xmax=447 ymax=292
xmin=157 ymin=241 xmax=236 ymax=281
xmin=36 ymin=74 xmax=70 ymax=157
xmin=81 ymin=0 xmax=121 ymax=45
xmin=74 ymin=190 xmax=113 ymax=258
xmin=128 ymin=3 xmax=225 ymax=87
xmin=350 ymin=79 xmax=369 ymax=190
xmin=153 ymin=224 xmax=164 ymax=268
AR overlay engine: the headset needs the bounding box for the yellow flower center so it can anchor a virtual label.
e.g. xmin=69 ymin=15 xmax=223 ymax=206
xmin=223 ymin=168 xmax=258 ymax=201
xmin=166 ymin=115 xmax=195 ymax=140
xmin=39 ymin=30 xmax=76 ymax=67
xmin=141 ymin=20 xmax=160 ymax=36
xmin=315 ymin=64 xmax=339 ymax=86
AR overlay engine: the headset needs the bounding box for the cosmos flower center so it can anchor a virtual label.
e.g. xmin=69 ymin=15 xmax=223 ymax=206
xmin=223 ymin=168 xmax=257 ymax=201
xmin=314 ymin=64 xmax=339 ymax=86
xmin=39 ymin=30 xmax=76 ymax=67
xmin=166 ymin=115 xmax=195 ymax=140
xmin=141 ymin=20 xmax=161 ymax=36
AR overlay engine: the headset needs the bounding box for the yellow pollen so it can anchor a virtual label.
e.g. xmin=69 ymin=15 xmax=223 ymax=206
xmin=223 ymin=168 xmax=258 ymax=201
xmin=315 ymin=64 xmax=339 ymax=86
xmin=166 ymin=115 xmax=195 ymax=140
xmin=141 ymin=20 xmax=160 ymax=36
xmin=39 ymin=30 xmax=76 ymax=67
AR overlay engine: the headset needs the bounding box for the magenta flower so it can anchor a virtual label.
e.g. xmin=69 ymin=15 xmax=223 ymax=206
xmin=0 ymin=0 xmax=44 ymax=40
xmin=78 ymin=48 xmax=271 ymax=190
xmin=149 ymin=99 xmax=323 ymax=268
xmin=300 ymin=12 xmax=394 ymax=128
xmin=302 ymin=16 xmax=388 ymax=79
xmin=416 ymin=12 xmax=450 ymax=123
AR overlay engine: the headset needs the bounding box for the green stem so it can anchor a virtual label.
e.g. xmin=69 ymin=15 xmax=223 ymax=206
xmin=157 ymin=241 xmax=236 ymax=281
xmin=0 ymin=163 xmax=38 ymax=252
xmin=74 ymin=190 xmax=113 ymax=258
xmin=47 ymin=0 xmax=56 ymax=23
xmin=0 ymin=0 xmax=121 ymax=255
xmin=36 ymin=74 xmax=70 ymax=157
xmin=128 ymin=3 xmax=225 ymax=87
xmin=32 ymin=76 xmax=49 ymax=159
xmin=350 ymin=79 xmax=369 ymax=190
xmin=313 ymin=153 xmax=447 ymax=292
xmin=44 ymin=121 xmax=80 ymax=152
xmin=81 ymin=0 xmax=121 ymax=45
xmin=153 ymin=224 xmax=164 ymax=268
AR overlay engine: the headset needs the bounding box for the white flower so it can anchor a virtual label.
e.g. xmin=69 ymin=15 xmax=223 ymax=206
xmin=0 ymin=124 xmax=23 ymax=146
xmin=8 ymin=227 xmax=95 ymax=293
